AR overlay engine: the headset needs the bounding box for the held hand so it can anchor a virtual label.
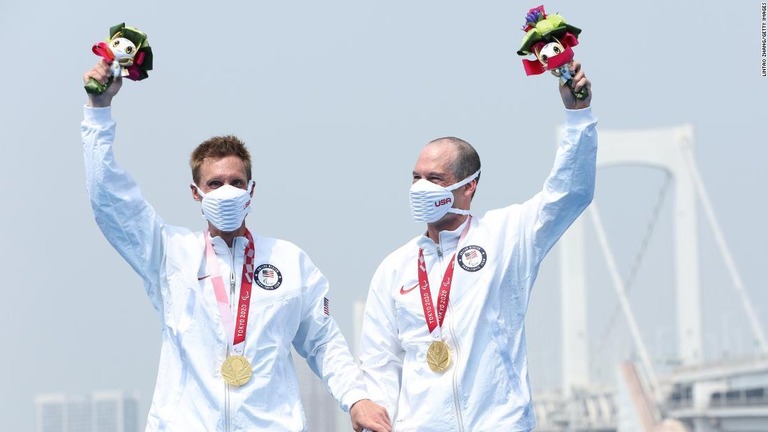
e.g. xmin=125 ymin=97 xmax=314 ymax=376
xmin=556 ymin=60 xmax=591 ymax=110
xmin=83 ymin=60 xmax=122 ymax=107
xmin=350 ymin=399 xmax=391 ymax=432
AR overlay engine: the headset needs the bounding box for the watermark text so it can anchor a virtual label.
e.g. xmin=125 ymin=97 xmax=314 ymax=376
xmin=762 ymin=2 xmax=767 ymax=76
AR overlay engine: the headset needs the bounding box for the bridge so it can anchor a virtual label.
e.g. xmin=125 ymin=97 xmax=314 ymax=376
xmin=535 ymin=124 xmax=768 ymax=432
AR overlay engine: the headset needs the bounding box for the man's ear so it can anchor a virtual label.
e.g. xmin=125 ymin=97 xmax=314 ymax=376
xmin=463 ymin=178 xmax=478 ymax=197
xmin=191 ymin=184 xmax=202 ymax=202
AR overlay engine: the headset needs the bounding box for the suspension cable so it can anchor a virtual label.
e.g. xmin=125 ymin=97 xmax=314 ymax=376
xmin=593 ymin=172 xmax=673 ymax=357
xmin=587 ymin=203 xmax=661 ymax=407
xmin=681 ymin=148 xmax=768 ymax=354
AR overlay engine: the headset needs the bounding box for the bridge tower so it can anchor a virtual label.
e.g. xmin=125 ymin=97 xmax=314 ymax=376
xmin=560 ymin=124 xmax=702 ymax=396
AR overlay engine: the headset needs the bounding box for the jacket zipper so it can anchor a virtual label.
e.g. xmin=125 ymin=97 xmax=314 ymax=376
xmin=448 ymin=301 xmax=465 ymax=432
xmin=224 ymin=240 xmax=238 ymax=432
xmin=437 ymin=238 xmax=465 ymax=432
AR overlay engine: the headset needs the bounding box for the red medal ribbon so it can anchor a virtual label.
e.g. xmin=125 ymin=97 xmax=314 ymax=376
xmin=204 ymin=229 xmax=256 ymax=352
xmin=416 ymin=217 xmax=472 ymax=335
xmin=418 ymin=249 xmax=456 ymax=333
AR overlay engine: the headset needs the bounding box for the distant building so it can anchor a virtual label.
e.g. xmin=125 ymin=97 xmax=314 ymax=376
xmin=353 ymin=299 xmax=366 ymax=356
xmin=293 ymin=353 xmax=338 ymax=432
xmin=34 ymin=391 xmax=139 ymax=432
xmin=335 ymin=299 xmax=370 ymax=431
xmin=290 ymin=299 xmax=369 ymax=432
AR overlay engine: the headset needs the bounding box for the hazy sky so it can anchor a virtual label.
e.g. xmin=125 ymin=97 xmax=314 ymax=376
xmin=2 ymin=1 xmax=766 ymax=430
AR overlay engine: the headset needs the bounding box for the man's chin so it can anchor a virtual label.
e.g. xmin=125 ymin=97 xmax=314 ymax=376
xmin=212 ymin=224 xmax=245 ymax=234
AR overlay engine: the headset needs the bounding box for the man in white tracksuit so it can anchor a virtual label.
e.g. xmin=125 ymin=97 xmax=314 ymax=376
xmin=358 ymin=61 xmax=597 ymax=431
xmin=81 ymin=60 xmax=391 ymax=432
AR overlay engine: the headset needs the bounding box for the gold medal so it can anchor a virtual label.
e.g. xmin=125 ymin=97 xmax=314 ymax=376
xmin=221 ymin=355 xmax=252 ymax=386
xmin=426 ymin=340 xmax=451 ymax=373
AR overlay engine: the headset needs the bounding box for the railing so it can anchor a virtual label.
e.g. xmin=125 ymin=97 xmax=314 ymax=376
xmin=710 ymin=387 xmax=768 ymax=408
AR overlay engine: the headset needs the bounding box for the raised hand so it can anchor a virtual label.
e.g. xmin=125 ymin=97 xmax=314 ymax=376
xmin=83 ymin=60 xmax=123 ymax=107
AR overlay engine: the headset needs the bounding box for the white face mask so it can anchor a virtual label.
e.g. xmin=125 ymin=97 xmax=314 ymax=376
xmin=409 ymin=170 xmax=480 ymax=223
xmin=194 ymin=181 xmax=255 ymax=232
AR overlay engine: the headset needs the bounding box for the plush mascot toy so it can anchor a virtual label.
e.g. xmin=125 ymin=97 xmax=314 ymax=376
xmin=516 ymin=5 xmax=587 ymax=100
xmin=84 ymin=23 xmax=153 ymax=95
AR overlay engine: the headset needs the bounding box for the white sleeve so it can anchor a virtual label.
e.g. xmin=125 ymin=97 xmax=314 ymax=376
xmin=517 ymin=107 xmax=598 ymax=279
xmin=291 ymin=250 xmax=368 ymax=412
xmin=358 ymin=264 xmax=404 ymax=420
xmin=81 ymin=106 xmax=165 ymax=311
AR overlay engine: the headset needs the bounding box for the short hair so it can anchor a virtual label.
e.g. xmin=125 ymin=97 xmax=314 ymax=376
xmin=428 ymin=136 xmax=481 ymax=183
xmin=189 ymin=135 xmax=252 ymax=185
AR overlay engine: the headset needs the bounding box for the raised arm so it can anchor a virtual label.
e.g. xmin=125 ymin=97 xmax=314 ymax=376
xmin=81 ymin=60 xmax=165 ymax=302
xmin=517 ymin=60 xmax=597 ymax=275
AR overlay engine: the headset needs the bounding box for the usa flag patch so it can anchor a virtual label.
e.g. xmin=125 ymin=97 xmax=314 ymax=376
xmin=457 ymin=245 xmax=487 ymax=272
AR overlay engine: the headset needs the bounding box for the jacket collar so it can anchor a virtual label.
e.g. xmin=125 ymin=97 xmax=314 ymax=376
xmin=416 ymin=218 xmax=470 ymax=256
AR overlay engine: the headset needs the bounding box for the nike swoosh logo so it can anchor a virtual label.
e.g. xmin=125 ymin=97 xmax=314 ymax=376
xmin=198 ymin=275 xmax=211 ymax=280
xmin=400 ymin=283 xmax=418 ymax=295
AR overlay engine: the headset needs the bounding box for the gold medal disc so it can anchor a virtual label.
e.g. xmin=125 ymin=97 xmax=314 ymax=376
xmin=426 ymin=340 xmax=451 ymax=373
xmin=221 ymin=355 xmax=252 ymax=386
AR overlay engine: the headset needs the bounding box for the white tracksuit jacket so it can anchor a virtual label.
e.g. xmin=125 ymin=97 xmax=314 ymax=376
xmin=82 ymin=106 xmax=366 ymax=431
xmin=359 ymin=108 xmax=597 ymax=432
